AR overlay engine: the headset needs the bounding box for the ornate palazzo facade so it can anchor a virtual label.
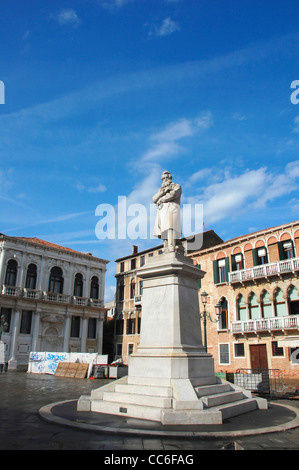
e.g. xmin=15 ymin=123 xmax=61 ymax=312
xmin=0 ymin=234 xmax=109 ymax=369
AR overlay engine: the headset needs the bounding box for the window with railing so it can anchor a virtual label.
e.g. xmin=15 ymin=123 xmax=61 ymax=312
xmin=90 ymin=276 xmax=99 ymax=299
xmin=25 ymin=264 xmax=37 ymax=290
xmin=5 ymin=259 xmax=18 ymax=286
xmin=74 ymin=273 xmax=83 ymax=297
xmin=213 ymin=258 xmax=229 ymax=284
xmin=288 ymin=285 xmax=299 ymax=316
xmin=249 ymin=293 xmax=259 ymax=319
xmin=274 ymin=288 xmax=286 ymax=317
xmin=237 ymin=294 xmax=247 ymax=321
xmin=261 ymin=290 xmax=272 ymax=318
xmin=49 ymin=266 xmax=64 ymax=294
xmin=231 ymin=253 xmax=244 ymax=271
xmin=253 ymin=247 xmax=268 ymax=266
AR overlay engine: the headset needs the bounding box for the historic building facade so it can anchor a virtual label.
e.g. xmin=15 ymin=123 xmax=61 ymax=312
xmin=113 ymin=231 xmax=223 ymax=364
xmin=190 ymin=220 xmax=299 ymax=380
xmin=0 ymin=234 xmax=109 ymax=369
xmin=113 ymin=221 xmax=299 ymax=381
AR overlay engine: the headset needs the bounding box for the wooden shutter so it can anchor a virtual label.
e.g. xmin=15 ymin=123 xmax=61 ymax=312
xmin=213 ymin=260 xmax=219 ymax=284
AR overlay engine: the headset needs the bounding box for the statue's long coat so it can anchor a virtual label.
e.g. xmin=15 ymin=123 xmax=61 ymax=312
xmin=153 ymin=183 xmax=182 ymax=240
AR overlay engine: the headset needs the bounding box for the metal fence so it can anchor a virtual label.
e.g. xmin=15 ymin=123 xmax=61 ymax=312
xmin=234 ymin=368 xmax=285 ymax=396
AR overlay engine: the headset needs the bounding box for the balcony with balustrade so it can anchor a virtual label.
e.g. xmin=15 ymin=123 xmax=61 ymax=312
xmin=229 ymin=257 xmax=299 ymax=284
xmin=231 ymin=314 xmax=299 ymax=335
xmin=0 ymin=285 xmax=104 ymax=308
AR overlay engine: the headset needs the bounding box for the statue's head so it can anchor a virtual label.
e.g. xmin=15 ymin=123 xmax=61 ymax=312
xmin=161 ymin=171 xmax=172 ymax=183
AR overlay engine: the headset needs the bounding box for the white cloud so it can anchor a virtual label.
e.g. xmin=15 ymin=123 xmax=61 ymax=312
xmin=140 ymin=113 xmax=213 ymax=166
xmin=53 ymin=8 xmax=81 ymax=26
xmin=98 ymin=0 xmax=133 ymax=9
xmin=150 ymin=17 xmax=180 ymax=37
xmin=141 ymin=141 xmax=181 ymax=163
xmin=203 ymin=168 xmax=267 ymax=224
xmin=152 ymin=119 xmax=194 ymax=142
xmin=186 ymin=161 xmax=299 ymax=227
xmin=76 ymin=182 xmax=107 ymax=193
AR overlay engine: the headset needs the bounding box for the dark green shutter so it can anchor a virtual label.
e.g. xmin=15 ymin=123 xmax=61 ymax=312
xmin=252 ymin=248 xmax=259 ymax=266
xmin=225 ymin=257 xmax=230 ymax=282
xmin=231 ymin=255 xmax=236 ymax=272
xmin=197 ymin=265 xmax=202 ymax=289
xmin=278 ymin=242 xmax=284 ymax=260
xmin=213 ymin=260 xmax=219 ymax=284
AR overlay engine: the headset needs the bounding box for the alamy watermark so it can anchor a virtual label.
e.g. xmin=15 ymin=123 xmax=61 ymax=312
xmin=95 ymin=196 xmax=204 ymax=250
xmin=290 ymin=80 xmax=299 ymax=105
xmin=291 ymin=348 xmax=299 ymax=364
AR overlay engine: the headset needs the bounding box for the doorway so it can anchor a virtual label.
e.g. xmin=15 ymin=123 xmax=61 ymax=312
xmin=250 ymin=344 xmax=268 ymax=369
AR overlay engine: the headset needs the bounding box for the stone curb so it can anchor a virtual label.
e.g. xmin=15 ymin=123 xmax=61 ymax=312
xmin=39 ymin=400 xmax=299 ymax=438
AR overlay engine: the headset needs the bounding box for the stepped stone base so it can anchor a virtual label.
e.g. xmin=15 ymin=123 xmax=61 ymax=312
xmin=78 ymin=374 xmax=267 ymax=425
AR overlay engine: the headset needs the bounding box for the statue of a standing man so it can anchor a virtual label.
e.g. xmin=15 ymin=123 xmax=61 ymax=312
xmin=152 ymin=171 xmax=182 ymax=248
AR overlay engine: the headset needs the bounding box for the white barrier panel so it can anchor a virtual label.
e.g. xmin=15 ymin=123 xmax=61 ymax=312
xmin=27 ymin=352 xmax=108 ymax=376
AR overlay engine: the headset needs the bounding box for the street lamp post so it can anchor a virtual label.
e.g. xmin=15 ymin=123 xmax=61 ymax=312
xmin=200 ymin=291 xmax=222 ymax=352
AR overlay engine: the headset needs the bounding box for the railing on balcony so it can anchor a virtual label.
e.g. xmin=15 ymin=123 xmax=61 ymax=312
xmin=231 ymin=315 xmax=299 ymax=334
xmin=43 ymin=292 xmax=70 ymax=303
xmin=1 ymin=285 xmax=103 ymax=308
xmin=23 ymin=288 xmax=42 ymax=299
xmin=1 ymin=285 xmax=22 ymax=296
xmin=229 ymin=257 xmax=299 ymax=284
xmin=72 ymin=296 xmax=88 ymax=306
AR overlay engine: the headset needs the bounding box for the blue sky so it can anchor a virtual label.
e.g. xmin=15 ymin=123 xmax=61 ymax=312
xmin=0 ymin=0 xmax=299 ymax=300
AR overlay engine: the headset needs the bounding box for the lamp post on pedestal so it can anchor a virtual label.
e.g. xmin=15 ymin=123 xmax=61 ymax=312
xmin=200 ymin=291 xmax=222 ymax=352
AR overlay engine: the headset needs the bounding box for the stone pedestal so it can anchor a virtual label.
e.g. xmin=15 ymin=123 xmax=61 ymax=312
xmin=79 ymin=250 xmax=267 ymax=424
xmin=128 ymin=250 xmax=214 ymax=385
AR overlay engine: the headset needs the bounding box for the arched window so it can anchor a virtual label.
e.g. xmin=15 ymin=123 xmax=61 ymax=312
xmin=261 ymin=290 xmax=272 ymax=318
xmin=5 ymin=259 xmax=18 ymax=286
xmin=117 ymin=279 xmax=124 ymax=302
xmin=237 ymin=295 xmax=247 ymax=321
xmin=73 ymin=273 xmax=83 ymax=297
xmin=25 ymin=264 xmax=37 ymax=289
xmin=90 ymin=276 xmax=99 ymax=299
xmin=288 ymin=285 xmax=299 ymax=316
xmin=274 ymin=288 xmax=286 ymax=317
xmin=231 ymin=249 xmax=244 ymax=271
xmin=253 ymin=242 xmax=268 ymax=265
xmin=219 ymin=297 xmax=228 ymax=329
xmin=48 ymin=266 xmax=64 ymax=294
xmin=249 ymin=293 xmax=259 ymax=319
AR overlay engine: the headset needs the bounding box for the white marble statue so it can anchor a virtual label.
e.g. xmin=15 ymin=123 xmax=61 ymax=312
xmin=152 ymin=171 xmax=182 ymax=248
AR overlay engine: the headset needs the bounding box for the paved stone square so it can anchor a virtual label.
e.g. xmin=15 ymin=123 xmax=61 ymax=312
xmin=0 ymin=370 xmax=299 ymax=450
